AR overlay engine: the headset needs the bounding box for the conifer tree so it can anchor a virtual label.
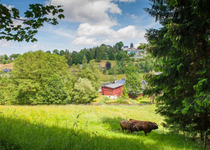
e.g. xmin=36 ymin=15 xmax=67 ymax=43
xmin=144 ymin=0 xmax=210 ymax=138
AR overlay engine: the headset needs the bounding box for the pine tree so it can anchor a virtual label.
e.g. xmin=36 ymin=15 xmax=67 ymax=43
xmin=95 ymin=47 xmax=101 ymax=62
xmin=130 ymin=43 xmax=134 ymax=48
xmin=144 ymin=0 xmax=210 ymax=138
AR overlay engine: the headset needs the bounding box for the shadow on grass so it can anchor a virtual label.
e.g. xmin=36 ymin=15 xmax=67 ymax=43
xmin=100 ymin=117 xmax=206 ymax=150
xmin=0 ymin=115 xmax=158 ymax=150
xmin=101 ymin=116 xmax=126 ymax=133
xmin=0 ymin=114 xmax=206 ymax=150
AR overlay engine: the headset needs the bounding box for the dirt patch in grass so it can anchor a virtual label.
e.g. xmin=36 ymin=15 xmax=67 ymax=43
xmin=0 ymin=63 xmax=14 ymax=70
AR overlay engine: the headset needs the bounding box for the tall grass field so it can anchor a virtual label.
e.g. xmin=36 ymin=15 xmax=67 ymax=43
xmin=0 ymin=105 xmax=205 ymax=150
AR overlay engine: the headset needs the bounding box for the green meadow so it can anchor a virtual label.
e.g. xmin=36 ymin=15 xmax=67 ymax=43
xmin=0 ymin=105 xmax=205 ymax=150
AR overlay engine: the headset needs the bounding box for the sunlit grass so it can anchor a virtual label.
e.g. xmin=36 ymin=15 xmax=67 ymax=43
xmin=0 ymin=105 xmax=205 ymax=150
xmin=100 ymin=73 xmax=126 ymax=82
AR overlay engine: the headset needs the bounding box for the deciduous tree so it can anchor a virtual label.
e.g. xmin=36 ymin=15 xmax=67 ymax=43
xmin=12 ymin=50 xmax=70 ymax=104
xmin=125 ymin=73 xmax=142 ymax=98
xmin=0 ymin=3 xmax=64 ymax=42
xmin=72 ymin=78 xmax=97 ymax=104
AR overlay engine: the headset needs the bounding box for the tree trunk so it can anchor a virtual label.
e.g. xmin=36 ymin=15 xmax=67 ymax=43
xmin=204 ymin=131 xmax=207 ymax=148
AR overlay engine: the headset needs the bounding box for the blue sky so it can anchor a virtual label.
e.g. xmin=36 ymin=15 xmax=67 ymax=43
xmin=0 ymin=0 xmax=161 ymax=56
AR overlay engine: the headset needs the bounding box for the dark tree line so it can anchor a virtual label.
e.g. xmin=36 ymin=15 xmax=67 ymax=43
xmin=45 ymin=41 xmax=127 ymax=66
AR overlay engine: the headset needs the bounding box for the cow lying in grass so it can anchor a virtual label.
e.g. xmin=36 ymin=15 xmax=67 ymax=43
xmin=120 ymin=120 xmax=137 ymax=133
xmin=129 ymin=119 xmax=158 ymax=135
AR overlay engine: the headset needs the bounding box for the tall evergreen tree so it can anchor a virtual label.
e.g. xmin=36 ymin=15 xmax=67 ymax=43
xmin=95 ymin=47 xmax=101 ymax=62
xmin=144 ymin=0 xmax=210 ymax=138
xmin=130 ymin=43 xmax=134 ymax=48
xmin=86 ymin=50 xmax=93 ymax=62
xmin=105 ymin=61 xmax=111 ymax=70
xmin=64 ymin=50 xmax=72 ymax=66
xmin=108 ymin=49 xmax=115 ymax=60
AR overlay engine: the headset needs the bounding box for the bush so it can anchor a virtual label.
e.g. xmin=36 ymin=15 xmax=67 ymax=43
xmin=136 ymin=97 xmax=143 ymax=101
xmin=102 ymin=69 xmax=107 ymax=75
xmin=72 ymin=78 xmax=97 ymax=104
xmin=100 ymin=96 xmax=110 ymax=103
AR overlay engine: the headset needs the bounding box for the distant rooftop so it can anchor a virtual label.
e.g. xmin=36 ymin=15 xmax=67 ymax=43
xmin=102 ymin=83 xmax=123 ymax=89
xmin=2 ymin=68 xmax=11 ymax=73
xmin=116 ymin=78 xmax=126 ymax=85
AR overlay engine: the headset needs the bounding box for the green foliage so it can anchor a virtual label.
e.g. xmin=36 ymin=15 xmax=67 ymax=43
xmin=144 ymin=0 xmax=210 ymax=137
xmin=77 ymin=60 xmax=101 ymax=91
xmin=108 ymin=49 xmax=116 ymax=60
xmin=130 ymin=43 xmax=134 ymax=48
xmin=16 ymin=79 xmax=42 ymax=105
xmin=105 ymin=61 xmax=111 ymax=70
xmin=95 ymin=47 xmax=101 ymax=62
xmin=116 ymin=51 xmax=130 ymax=61
xmin=59 ymin=50 xmax=65 ymax=56
xmin=72 ymin=78 xmax=97 ymax=104
xmin=3 ymin=50 xmax=72 ymax=105
xmin=0 ymin=3 xmax=64 ymax=42
xmin=135 ymin=55 xmax=157 ymax=73
xmin=125 ymin=62 xmax=137 ymax=75
xmin=99 ymin=44 xmax=109 ymax=60
xmin=2 ymin=60 xmax=6 ymax=64
xmin=73 ymin=53 xmax=84 ymax=64
xmin=108 ymin=65 xmax=118 ymax=75
xmin=0 ymin=76 xmax=17 ymax=105
xmin=43 ymin=74 xmax=69 ymax=104
xmin=115 ymin=41 xmax=124 ymax=51
xmin=116 ymin=61 xmax=126 ymax=74
xmin=128 ymin=53 xmax=135 ymax=57
xmin=137 ymin=43 xmax=147 ymax=49
xmin=99 ymin=96 xmax=110 ymax=103
xmin=125 ymin=73 xmax=142 ymax=98
xmin=64 ymin=49 xmax=72 ymax=66
xmin=122 ymin=87 xmax=129 ymax=99
xmin=13 ymin=50 xmax=68 ymax=80
xmin=0 ymin=105 xmax=205 ymax=150
xmin=82 ymin=55 xmax=88 ymax=69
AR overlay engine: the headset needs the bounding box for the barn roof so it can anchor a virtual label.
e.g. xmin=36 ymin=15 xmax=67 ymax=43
xmin=102 ymin=83 xmax=123 ymax=89
xmin=116 ymin=78 xmax=126 ymax=84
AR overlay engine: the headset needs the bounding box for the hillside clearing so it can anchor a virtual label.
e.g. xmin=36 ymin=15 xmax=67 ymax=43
xmin=0 ymin=105 xmax=205 ymax=150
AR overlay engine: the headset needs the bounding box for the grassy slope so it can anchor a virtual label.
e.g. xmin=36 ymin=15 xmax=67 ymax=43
xmin=97 ymin=60 xmax=117 ymax=68
xmin=100 ymin=74 xmax=126 ymax=82
xmin=0 ymin=62 xmax=14 ymax=70
xmin=0 ymin=105 xmax=204 ymax=150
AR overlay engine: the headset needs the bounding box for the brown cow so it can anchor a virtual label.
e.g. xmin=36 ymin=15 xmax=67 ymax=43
xmin=129 ymin=119 xmax=158 ymax=135
xmin=120 ymin=120 xmax=137 ymax=133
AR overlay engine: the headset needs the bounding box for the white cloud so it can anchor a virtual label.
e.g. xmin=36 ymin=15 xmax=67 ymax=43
xmin=3 ymin=4 xmax=14 ymax=10
xmin=118 ymin=0 xmax=135 ymax=2
xmin=115 ymin=25 xmax=138 ymax=39
xmin=74 ymin=23 xmax=145 ymax=46
xmin=0 ymin=40 xmax=12 ymax=47
xmin=48 ymin=0 xmax=146 ymax=47
xmin=130 ymin=14 xmax=137 ymax=19
xmin=77 ymin=23 xmax=113 ymax=37
xmin=72 ymin=36 xmax=99 ymax=46
xmin=51 ymin=0 xmax=121 ymax=25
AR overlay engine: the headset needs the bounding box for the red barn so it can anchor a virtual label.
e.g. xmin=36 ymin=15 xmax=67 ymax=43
xmin=101 ymin=83 xmax=124 ymax=98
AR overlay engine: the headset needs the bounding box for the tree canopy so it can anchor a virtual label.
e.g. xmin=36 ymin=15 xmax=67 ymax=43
xmin=7 ymin=50 xmax=70 ymax=105
xmin=144 ymin=0 xmax=210 ymax=138
xmin=0 ymin=3 xmax=64 ymax=42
